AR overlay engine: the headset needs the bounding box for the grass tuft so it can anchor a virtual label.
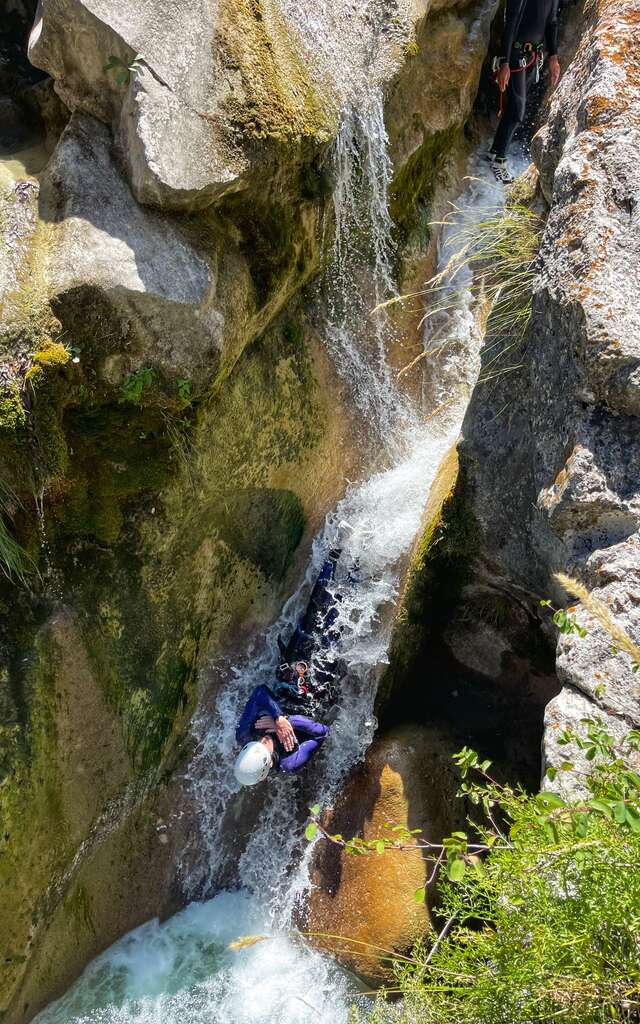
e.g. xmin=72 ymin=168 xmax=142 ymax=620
xmin=0 ymin=481 xmax=37 ymax=586
xmin=555 ymin=572 xmax=640 ymax=670
xmin=379 ymin=175 xmax=543 ymax=384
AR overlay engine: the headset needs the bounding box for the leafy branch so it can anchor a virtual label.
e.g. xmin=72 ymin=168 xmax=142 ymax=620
xmin=334 ymin=722 xmax=640 ymax=1024
xmin=307 ymin=725 xmax=640 ymax=902
xmin=540 ymin=597 xmax=588 ymax=638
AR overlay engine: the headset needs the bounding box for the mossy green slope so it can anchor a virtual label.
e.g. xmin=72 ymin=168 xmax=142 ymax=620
xmin=377 ymin=448 xmax=476 ymax=710
xmin=0 ymin=310 xmax=326 ymax=1017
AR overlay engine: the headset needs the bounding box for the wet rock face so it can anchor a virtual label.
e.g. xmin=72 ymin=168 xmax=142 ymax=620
xmin=0 ymin=0 xmax=499 ymax=1016
xmin=459 ymin=0 xmax=640 ymax=772
xmin=44 ymin=113 xmax=226 ymax=385
xmin=387 ymin=0 xmax=497 ymax=240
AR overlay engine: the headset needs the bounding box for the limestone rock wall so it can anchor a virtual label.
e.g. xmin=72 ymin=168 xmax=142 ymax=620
xmin=451 ymin=0 xmax=640 ymax=785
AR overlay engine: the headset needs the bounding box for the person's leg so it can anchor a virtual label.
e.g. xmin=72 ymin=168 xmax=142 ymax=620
xmin=491 ymin=64 xmax=528 ymax=159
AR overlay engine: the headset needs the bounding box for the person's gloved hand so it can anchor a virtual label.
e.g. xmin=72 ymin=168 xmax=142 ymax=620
xmin=255 ymin=715 xmax=276 ymax=732
xmin=497 ymin=63 xmax=511 ymax=92
xmin=275 ymin=715 xmax=296 ymax=752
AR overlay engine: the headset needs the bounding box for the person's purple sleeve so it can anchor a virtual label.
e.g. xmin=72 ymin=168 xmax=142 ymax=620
xmin=278 ymin=717 xmax=329 ymax=773
xmin=288 ymin=715 xmax=330 ymax=740
xmin=235 ymin=685 xmax=283 ymax=746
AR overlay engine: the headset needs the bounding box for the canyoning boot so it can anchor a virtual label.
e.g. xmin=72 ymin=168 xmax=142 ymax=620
xmin=489 ymin=156 xmax=514 ymax=185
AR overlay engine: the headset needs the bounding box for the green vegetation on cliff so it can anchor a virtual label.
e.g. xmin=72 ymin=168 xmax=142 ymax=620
xmin=0 ymin=300 xmax=327 ymax=1012
xmin=346 ymin=724 xmax=640 ymax=1024
xmin=217 ymin=0 xmax=336 ymax=141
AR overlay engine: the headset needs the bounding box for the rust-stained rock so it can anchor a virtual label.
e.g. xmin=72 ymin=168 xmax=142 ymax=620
xmin=306 ymin=724 xmax=464 ymax=982
xmin=533 ymin=0 xmax=640 ymax=417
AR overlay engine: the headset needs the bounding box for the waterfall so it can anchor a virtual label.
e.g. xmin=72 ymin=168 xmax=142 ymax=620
xmin=32 ymin=35 xmax=515 ymax=1024
xmin=322 ymin=95 xmax=414 ymax=449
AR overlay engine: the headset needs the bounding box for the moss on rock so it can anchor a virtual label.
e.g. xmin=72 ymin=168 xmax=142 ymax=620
xmin=378 ymin=447 xmax=476 ymax=709
xmin=216 ymin=0 xmax=336 ymax=142
xmin=0 ymin=382 xmax=26 ymax=432
xmin=0 ymin=301 xmax=339 ymax=1016
xmin=391 ymin=125 xmax=461 ymax=239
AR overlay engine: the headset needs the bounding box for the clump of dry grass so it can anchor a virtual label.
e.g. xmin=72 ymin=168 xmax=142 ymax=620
xmin=228 ymin=935 xmax=269 ymax=951
xmin=375 ymin=178 xmax=543 ymax=384
xmin=555 ymin=572 xmax=640 ymax=670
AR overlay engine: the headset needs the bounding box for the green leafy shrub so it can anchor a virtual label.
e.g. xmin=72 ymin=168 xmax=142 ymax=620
xmin=338 ymin=725 xmax=640 ymax=1024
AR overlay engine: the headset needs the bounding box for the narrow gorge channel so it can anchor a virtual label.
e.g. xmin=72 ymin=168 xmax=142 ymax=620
xmin=32 ymin=59 xmax=511 ymax=1024
xmin=2 ymin=0 xmax=640 ymax=1022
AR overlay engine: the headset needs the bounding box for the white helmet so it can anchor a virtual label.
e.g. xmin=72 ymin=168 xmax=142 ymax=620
xmin=234 ymin=742 xmax=272 ymax=786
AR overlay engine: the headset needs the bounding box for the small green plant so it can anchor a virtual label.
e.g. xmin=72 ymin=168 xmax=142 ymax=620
xmin=104 ymin=53 xmax=144 ymax=87
xmin=176 ymin=378 xmax=192 ymax=404
xmin=541 ymin=574 xmax=640 ymax=685
xmin=316 ymin=724 xmax=640 ymax=1024
xmin=120 ymin=367 xmax=155 ymax=404
xmin=540 ymin=597 xmax=588 ymax=638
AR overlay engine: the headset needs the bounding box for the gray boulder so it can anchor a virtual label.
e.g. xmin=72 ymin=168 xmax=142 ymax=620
xmin=458 ymin=0 xmax=640 ymax=788
xmin=42 ymin=112 xmax=234 ymax=385
xmin=556 ymin=537 xmax=640 ymax=726
xmin=27 ymin=0 xmax=337 ymax=209
xmin=542 ymin=685 xmax=630 ymax=800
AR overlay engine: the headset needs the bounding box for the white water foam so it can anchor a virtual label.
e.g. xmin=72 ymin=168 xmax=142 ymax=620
xmin=277 ymin=0 xmax=412 ymax=112
xmin=35 ymin=891 xmax=360 ymax=1024
xmin=321 ymin=96 xmax=415 ymax=449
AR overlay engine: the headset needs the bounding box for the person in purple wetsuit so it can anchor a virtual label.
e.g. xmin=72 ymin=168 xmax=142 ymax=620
xmin=233 ymin=684 xmax=330 ymax=786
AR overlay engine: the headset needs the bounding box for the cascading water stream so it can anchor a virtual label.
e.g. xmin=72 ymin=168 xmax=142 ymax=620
xmin=34 ymin=48 xmax=520 ymax=1024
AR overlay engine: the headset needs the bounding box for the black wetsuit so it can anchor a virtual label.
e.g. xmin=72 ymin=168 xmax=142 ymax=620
xmin=492 ymin=0 xmax=560 ymax=159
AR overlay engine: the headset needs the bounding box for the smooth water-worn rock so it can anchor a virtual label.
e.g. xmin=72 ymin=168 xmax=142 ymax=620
xmin=308 ymin=725 xmax=450 ymax=981
xmin=27 ymin=0 xmax=337 ymax=209
xmin=44 ymin=113 xmax=227 ymax=385
xmin=0 ymin=0 xmax=527 ymax=1017
xmin=387 ymin=0 xmax=497 ymax=239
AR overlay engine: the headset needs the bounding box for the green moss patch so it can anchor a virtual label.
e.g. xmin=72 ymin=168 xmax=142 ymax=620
xmin=217 ymin=0 xmax=336 ymax=142
xmin=209 ymin=487 xmax=304 ymax=580
xmin=378 ymin=449 xmax=476 ymax=708
xmin=221 ymin=193 xmax=313 ymax=306
xmin=53 ymin=404 xmax=171 ymax=545
xmin=391 ymin=125 xmax=461 ymax=239
xmin=0 ymin=381 xmax=26 ymax=432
